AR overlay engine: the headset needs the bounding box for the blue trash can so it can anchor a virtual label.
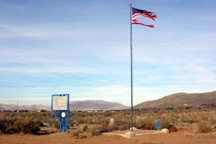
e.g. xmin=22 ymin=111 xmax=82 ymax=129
xmin=155 ymin=119 xmax=161 ymax=130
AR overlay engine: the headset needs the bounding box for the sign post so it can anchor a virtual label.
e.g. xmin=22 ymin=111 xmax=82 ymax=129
xmin=51 ymin=94 xmax=70 ymax=132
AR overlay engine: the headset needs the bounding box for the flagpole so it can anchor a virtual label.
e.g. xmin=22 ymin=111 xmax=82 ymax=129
xmin=130 ymin=4 xmax=134 ymax=132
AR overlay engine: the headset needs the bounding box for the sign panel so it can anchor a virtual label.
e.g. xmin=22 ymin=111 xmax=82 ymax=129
xmin=53 ymin=96 xmax=67 ymax=110
xmin=51 ymin=94 xmax=70 ymax=132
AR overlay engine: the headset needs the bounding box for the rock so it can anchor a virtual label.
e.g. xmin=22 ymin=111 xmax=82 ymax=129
xmin=130 ymin=127 xmax=137 ymax=131
xmin=169 ymin=126 xmax=177 ymax=133
xmin=161 ymin=128 xmax=169 ymax=134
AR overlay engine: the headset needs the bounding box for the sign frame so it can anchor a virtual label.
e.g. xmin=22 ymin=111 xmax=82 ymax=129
xmin=51 ymin=94 xmax=70 ymax=132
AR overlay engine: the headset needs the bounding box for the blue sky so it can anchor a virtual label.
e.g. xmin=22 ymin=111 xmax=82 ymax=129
xmin=0 ymin=0 xmax=216 ymax=106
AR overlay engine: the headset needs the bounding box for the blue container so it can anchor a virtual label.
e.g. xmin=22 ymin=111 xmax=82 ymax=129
xmin=155 ymin=119 xmax=161 ymax=130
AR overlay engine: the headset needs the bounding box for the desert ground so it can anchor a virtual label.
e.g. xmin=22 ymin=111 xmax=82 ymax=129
xmin=1 ymin=127 xmax=216 ymax=144
xmin=1 ymin=109 xmax=216 ymax=144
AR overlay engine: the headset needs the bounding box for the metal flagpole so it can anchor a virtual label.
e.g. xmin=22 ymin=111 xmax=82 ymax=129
xmin=130 ymin=4 xmax=134 ymax=132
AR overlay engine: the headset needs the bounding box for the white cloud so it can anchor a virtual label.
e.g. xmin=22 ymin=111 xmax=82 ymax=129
xmin=0 ymin=23 xmax=90 ymax=39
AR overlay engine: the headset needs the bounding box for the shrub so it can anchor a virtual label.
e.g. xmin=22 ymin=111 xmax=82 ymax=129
xmin=135 ymin=116 xmax=155 ymax=130
xmin=70 ymin=120 xmax=79 ymax=127
xmin=107 ymin=123 xmax=116 ymax=132
xmin=135 ymin=118 xmax=146 ymax=129
xmin=99 ymin=123 xmax=109 ymax=132
xmin=87 ymin=125 xmax=100 ymax=137
xmin=161 ymin=118 xmax=172 ymax=129
xmin=114 ymin=120 xmax=130 ymax=131
xmin=197 ymin=120 xmax=212 ymax=133
xmin=83 ymin=125 xmax=88 ymax=132
xmin=72 ymin=130 xmax=82 ymax=137
xmin=77 ymin=134 xmax=87 ymax=139
xmin=13 ymin=118 xmax=40 ymax=134
xmin=0 ymin=116 xmax=17 ymax=134
xmin=180 ymin=113 xmax=198 ymax=124
xmin=53 ymin=119 xmax=60 ymax=128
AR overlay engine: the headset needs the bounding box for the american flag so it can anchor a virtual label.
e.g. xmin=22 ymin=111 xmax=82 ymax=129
xmin=131 ymin=7 xmax=157 ymax=28
xmin=132 ymin=19 xmax=154 ymax=28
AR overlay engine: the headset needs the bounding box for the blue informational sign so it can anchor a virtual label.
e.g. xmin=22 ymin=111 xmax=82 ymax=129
xmin=51 ymin=94 xmax=70 ymax=132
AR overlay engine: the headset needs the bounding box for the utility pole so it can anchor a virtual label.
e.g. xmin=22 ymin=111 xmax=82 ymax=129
xmin=17 ymin=99 xmax=19 ymax=112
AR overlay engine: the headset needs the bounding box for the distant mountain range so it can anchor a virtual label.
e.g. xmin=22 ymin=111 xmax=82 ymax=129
xmin=70 ymin=100 xmax=129 ymax=110
xmin=135 ymin=91 xmax=216 ymax=109
xmin=1 ymin=91 xmax=216 ymax=111
xmin=0 ymin=104 xmax=50 ymax=111
xmin=0 ymin=100 xmax=129 ymax=111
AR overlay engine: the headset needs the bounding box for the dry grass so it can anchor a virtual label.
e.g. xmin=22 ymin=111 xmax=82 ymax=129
xmin=1 ymin=108 xmax=216 ymax=135
xmin=197 ymin=120 xmax=212 ymax=133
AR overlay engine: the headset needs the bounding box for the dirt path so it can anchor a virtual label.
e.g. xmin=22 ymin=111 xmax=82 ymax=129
xmin=1 ymin=130 xmax=216 ymax=144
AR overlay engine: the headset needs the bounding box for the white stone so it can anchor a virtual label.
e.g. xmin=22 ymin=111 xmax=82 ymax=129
xmin=161 ymin=128 xmax=169 ymax=134
xmin=130 ymin=127 xmax=137 ymax=131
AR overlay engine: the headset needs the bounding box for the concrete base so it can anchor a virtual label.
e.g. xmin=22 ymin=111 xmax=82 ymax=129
xmin=125 ymin=131 xmax=135 ymax=138
xmin=103 ymin=129 xmax=165 ymax=138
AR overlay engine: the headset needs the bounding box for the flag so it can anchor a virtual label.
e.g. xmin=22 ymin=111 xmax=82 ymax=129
xmin=132 ymin=19 xmax=154 ymax=28
xmin=131 ymin=7 xmax=157 ymax=21
xmin=131 ymin=6 xmax=157 ymax=28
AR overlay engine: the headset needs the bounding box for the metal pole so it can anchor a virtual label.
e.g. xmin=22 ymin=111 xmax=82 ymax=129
xmin=130 ymin=4 xmax=134 ymax=132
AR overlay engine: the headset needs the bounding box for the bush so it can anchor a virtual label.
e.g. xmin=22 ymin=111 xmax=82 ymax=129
xmin=87 ymin=125 xmax=100 ymax=137
xmin=13 ymin=118 xmax=40 ymax=134
xmin=53 ymin=119 xmax=60 ymax=128
xmin=72 ymin=130 xmax=82 ymax=137
xmin=197 ymin=120 xmax=212 ymax=133
xmin=0 ymin=112 xmax=51 ymax=135
xmin=0 ymin=116 xmax=17 ymax=134
xmin=114 ymin=120 xmax=130 ymax=131
xmin=99 ymin=120 xmax=130 ymax=133
xmin=161 ymin=118 xmax=172 ymax=129
xmin=180 ymin=114 xmax=198 ymax=124
xmin=135 ymin=116 xmax=155 ymax=130
xmin=83 ymin=125 xmax=88 ymax=132
xmin=135 ymin=118 xmax=146 ymax=129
